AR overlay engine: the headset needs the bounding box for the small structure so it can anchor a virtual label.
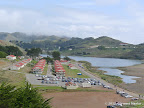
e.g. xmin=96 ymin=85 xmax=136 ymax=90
xmin=60 ymin=59 xmax=68 ymax=64
xmin=10 ymin=65 xmax=21 ymax=70
xmin=18 ymin=56 xmax=25 ymax=59
xmin=65 ymin=82 xmax=78 ymax=89
xmin=69 ymin=48 xmax=72 ymax=51
xmin=120 ymin=43 xmax=129 ymax=46
xmin=68 ymin=64 xmax=77 ymax=69
xmin=6 ymin=55 xmax=16 ymax=60
xmin=82 ymin=82 xmax=91 ymax=88
xmin=77 ymin=73 xmax=82 ymax=75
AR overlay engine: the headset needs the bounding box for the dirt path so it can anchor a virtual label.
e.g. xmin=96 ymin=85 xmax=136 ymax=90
xmin=43 ymin=91 xmax=130 ymax=108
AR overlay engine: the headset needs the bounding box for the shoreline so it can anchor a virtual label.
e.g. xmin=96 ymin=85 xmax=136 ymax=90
xmin=117 ymin=64 xmax=144 ymax=94
xmin=79 ymin=60 xmax=144 ymax=96
xmin=62 ymin=54 xmax=144 ymax=61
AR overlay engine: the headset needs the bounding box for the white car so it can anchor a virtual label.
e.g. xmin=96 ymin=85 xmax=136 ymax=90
xmin=103 ymin=85 xmax=110 ymax=88
xmin=117 ymin=91 xmax=125 ymax=94
xmin=35 ymin=74 xmax=39 ymax=77
xmin=125 ymin=95 xmax=133 ymax=98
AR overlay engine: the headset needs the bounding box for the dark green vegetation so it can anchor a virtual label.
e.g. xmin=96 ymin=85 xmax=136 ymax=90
xmin=63 ymin=56 xmax=71 ymax=61
xmin=43 ymin=57 xmax=53 ymax=64
xmin=80 ymin=61 xmax=123 ymax=85
xmin=27 ymin=48 xmax=42 ymax=57
xmin=0 ymin=45 xmax=23 ymax=56
xmin=0 ymin=82 xmax=51 ymax=108
xmin=0 ymin=51 xmax=8 ymax=58
xmin=52 ymin=51 xmax=60 ymax=60
xmin=120 ymin=45 xmax=144 ymax=60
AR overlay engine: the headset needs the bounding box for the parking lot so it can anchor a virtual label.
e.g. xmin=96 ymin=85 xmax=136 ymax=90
xmin=26 ymin=73 xmax=114 ymax=89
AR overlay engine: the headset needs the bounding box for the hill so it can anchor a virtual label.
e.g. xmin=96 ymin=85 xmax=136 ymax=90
xmin=0 ymin=32 xmax=70 ymax=43
xmin=73 ymin=36 xmax=123 ymax=49
xmin=120 ymin=45 xmax=144 ymax=60
xmin=0 ymin=32 xmax=139 ymax=59
xmin=0 ymin=40 xmax=26 ymax=55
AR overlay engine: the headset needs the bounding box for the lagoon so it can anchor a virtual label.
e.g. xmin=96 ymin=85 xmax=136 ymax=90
xmin=68 ymin=56 xmax=142 ymax=84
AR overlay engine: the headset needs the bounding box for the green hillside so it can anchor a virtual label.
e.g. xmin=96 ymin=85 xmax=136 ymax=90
xmin=0 ymin=40 xmax=26 ymax=55
xmin=120 ymin=45 xmax=144 ymax=60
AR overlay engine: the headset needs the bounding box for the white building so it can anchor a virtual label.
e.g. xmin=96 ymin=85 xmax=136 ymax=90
xmin=10 ymin=65 xmax=21 ymax=70
xmin=65 ymin=82 xmax=78 ymax=89
xmin=6 ymin=55 xmax=16 ymax=60
xmin=68 ymin=64 xmax=77 ymax=69
xmin=82 ymin=82 xmax=91 ymax=88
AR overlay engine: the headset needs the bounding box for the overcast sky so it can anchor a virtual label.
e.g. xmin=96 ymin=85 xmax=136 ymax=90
xmin=0 ymin=0 xmax=144 ymax=44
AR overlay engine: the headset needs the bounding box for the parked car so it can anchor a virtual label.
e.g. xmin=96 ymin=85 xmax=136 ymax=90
xmin=125 ymin=95 xmax=133 ymax=98
xmin=116 ymin=91 xmax=125 ymax=94
xmin=35 ymin=74 xmax=39 ymax=77
xmin=131 ymin=98 xmax=139 ymax=100
xmin=121 ymin=93 xmax=128 ymax=97
xmin=41 ymin=80 xmax=44 ymax=83
xmin=107 ymin=106 xmax=115 ymax=108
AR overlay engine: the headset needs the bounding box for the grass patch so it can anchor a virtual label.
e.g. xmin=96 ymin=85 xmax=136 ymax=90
xmin=36 ymin=86 xmax=112 ymax=93
xmin=17 ymin=65 xmax=32 ymax=73
xmin=62 ymin=64 xmax=89 ymax=78
xmin=27 ymin=60 xmax=38 ymax=67
xmin=41 ymin=64 xmax=48 ymax=75
xmin=64 ymin=87 xmax=112 ymax=92
xmin=0 ymin=70 xmax=26 ymax=87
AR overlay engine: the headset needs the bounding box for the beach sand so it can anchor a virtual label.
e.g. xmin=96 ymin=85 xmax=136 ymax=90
xmin=118 ymin=64 xmax=144 ymax=94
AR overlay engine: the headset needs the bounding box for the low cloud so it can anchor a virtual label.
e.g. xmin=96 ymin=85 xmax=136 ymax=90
xmin=0 ymin=0 xmax=144 ymax=44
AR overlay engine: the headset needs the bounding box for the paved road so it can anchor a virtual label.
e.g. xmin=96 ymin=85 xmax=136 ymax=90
xmin=47 ymin=63 xmax=52 ymax=75
xmin=26 ymin=74 xmax=58 ymax=86
xmin=74 ymin=62 xmax=142 ymax=99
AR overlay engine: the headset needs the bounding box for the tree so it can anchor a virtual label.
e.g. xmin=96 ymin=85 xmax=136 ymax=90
xmin=44 ymin=57 xmax=53 ymax=64
xmin=63 ymin=56 xmax=71 ymax=61
xmin=52 ymin=51 xmax=60 ymax=60
xmin=15 ymin=83 xmax=51 ymax=108
xmin=0 ymin=83 xmax=16 ymax=108
xmin=0 ymin=82 xmax=52 ymax=108
xmin=98 ymin=46 xmax=106 ymax=50
xmin=0 ymin=51 xmax=8 ymax=58
xmin=6 ymin=46 xmax=23 ymax=56
xmin=27 ymin=48 xmax=42 ymax=57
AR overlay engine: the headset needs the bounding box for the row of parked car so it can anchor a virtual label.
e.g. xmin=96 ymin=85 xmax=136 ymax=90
xmin=116 ymin=91 xmax=133 ymax=98
xmin=41 ymin=80 xmax=58 ymax=84
xmin=62 ymin=77 xmax=99 ymax=84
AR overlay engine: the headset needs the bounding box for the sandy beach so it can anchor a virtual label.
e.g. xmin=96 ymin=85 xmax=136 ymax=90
xmin=118 ymin=64 xmax=144 ymax=94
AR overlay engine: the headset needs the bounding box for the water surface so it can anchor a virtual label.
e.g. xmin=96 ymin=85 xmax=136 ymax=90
xmin=68 ymin=56 xmax=142 ymax=84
